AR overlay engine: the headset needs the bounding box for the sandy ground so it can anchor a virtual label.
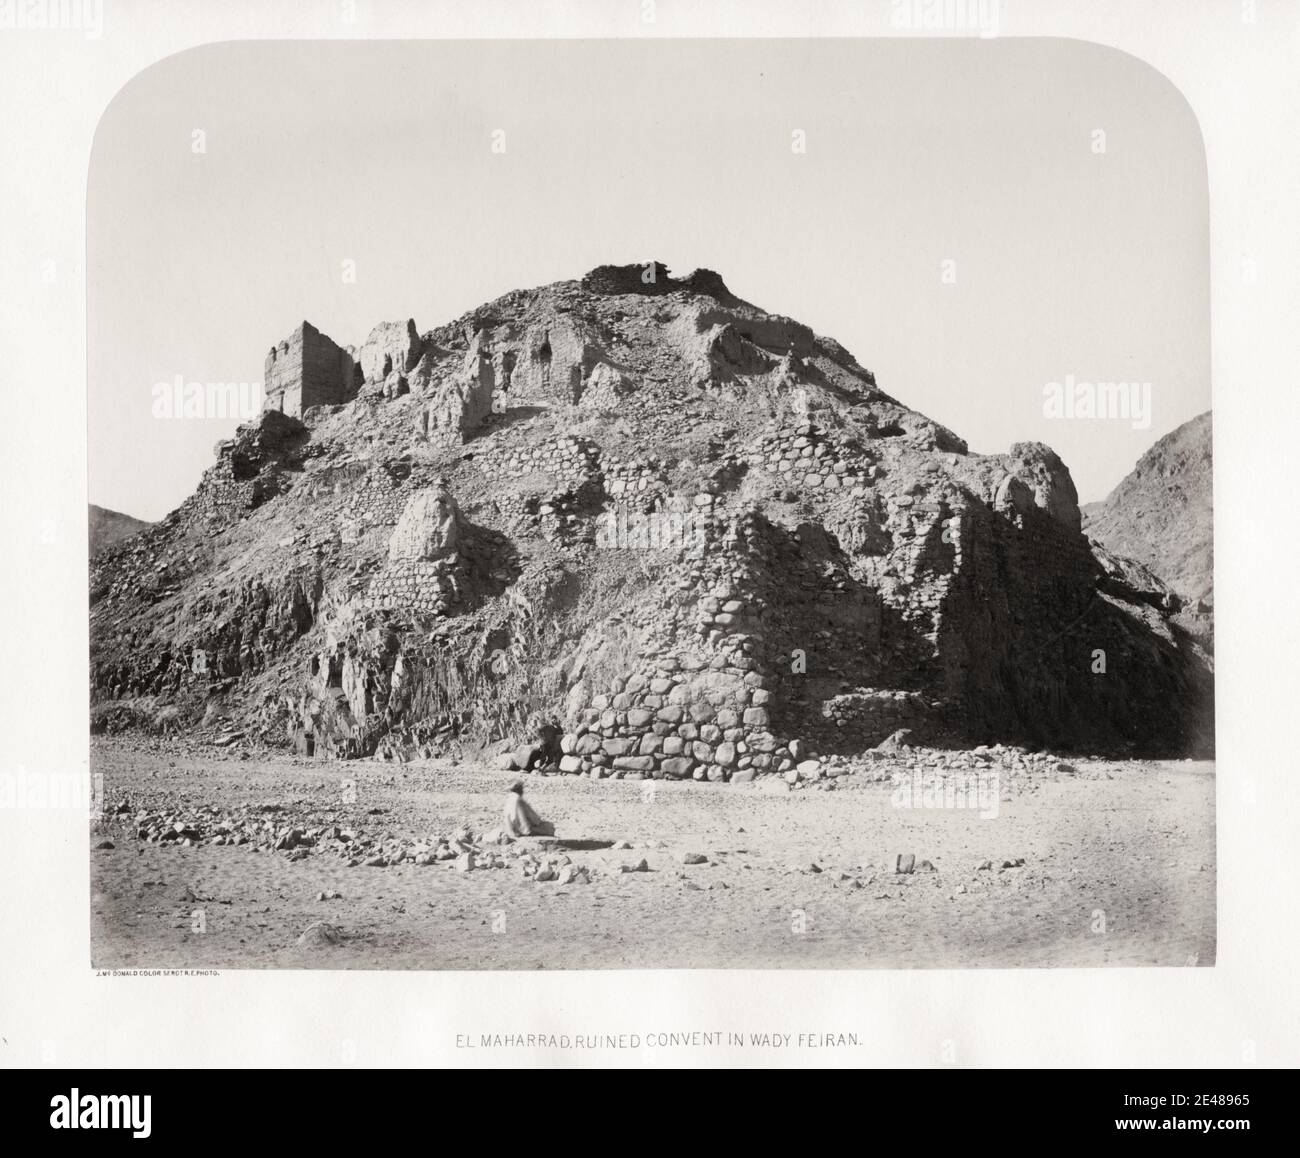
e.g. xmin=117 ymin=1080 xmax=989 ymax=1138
xmin=89 ymin=739 xmax=1215 ymax=970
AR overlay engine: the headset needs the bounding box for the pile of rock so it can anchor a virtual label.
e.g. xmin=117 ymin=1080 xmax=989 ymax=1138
xmin=518 ymin=855 xmax=591 ymax=885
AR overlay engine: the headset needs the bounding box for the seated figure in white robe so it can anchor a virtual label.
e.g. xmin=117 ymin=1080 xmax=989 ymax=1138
xmin=503 ymin=781 xmax=554 ymax=837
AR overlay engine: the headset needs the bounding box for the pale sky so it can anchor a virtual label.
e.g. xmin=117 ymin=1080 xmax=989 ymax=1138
xmin=88 ymin=37 xmax=1209 ymax=520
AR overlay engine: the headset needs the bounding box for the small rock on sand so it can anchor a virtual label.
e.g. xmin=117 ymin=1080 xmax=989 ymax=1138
xmin=297 ymin=921 xmax=342 ymax=947
xmin=556 ymin=865 xmax=589 ymax=886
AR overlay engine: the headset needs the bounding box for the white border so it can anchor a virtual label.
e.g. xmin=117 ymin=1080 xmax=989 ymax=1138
xmin=1 ymin=0 xmax=1297 ymax=1068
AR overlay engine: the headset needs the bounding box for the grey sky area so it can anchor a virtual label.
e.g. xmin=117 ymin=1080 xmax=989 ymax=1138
xmin=88 ymin=37 xmax=1209 ymax=520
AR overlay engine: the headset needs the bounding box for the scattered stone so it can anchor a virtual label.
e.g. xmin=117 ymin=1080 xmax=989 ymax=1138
xmin=875 ymin=729 xmax=914 ymax=753
xmin=556 ymin=865 xmax=589 ymax=885
xmin=297 ymin=921 xmax=342 ymax=947
xmin=681 ymin=852 xmax=709 ymax=865
xmin=796 ymin=759 xmax=822 ymax=782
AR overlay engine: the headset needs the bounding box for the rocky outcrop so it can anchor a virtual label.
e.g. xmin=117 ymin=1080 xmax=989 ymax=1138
xmin=90 ymin=262 xmax=1214 ymax=765
xmin=387 ymin=483 xmax=461 ymax=563
xmin=1083 ymin=411 xmax=1213 ymax=644
xmin=1083 ymin=412 xmax=1213 ymax=602
xmin=358 ymin=319 xmax=424 ymax=385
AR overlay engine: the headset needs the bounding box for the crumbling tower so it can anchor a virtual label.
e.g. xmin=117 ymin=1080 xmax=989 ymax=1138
xmin=263 ymin=321 xmax=360 ymax=418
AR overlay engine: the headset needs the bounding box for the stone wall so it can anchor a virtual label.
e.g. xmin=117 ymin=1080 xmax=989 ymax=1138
xmin=747 ymin=421 xmax=874 ymax=494
xmin=365 ymin=560 xmax=459 ymax=615
xmin=814 ymin=688 xmax=954 ymax=748
xmin=264 ymin=322 xmax=359 ymax=418
xmin=558 ymin=508 xmax=842 ymax=783
xmin=470 ymin=434 xmax=601 ymax=485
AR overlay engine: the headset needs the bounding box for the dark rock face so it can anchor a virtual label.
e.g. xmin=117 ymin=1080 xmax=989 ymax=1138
xmin=89 ymin=264 xmax=1214 ymax=765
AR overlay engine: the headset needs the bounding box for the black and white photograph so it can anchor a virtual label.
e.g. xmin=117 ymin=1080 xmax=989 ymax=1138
xmin=85 ymin=36 xmax=1215 ymax=972
xmin=1 ymin=0 xmax=1298 ymax=1109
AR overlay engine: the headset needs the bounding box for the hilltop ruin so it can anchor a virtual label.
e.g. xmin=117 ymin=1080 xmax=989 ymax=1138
xmin=89 ymin=264 xmax=1214 ymax=773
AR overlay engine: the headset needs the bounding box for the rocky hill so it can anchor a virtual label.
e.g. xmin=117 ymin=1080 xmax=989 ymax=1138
xmin=89 ymin=504 xmax=151 ymax=556
xmin=1082 ymin=411 xmax=1213 ymax=645
xmin=89 ymin=264 xmax=1214 ymax=771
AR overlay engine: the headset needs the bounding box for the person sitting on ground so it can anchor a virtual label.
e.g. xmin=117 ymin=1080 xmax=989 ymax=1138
xmin=503 ymin=780 xmax=554 ymax=837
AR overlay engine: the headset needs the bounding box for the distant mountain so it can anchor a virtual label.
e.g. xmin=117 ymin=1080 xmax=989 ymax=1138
xmin=1083 ymin=411 xmax=1212 ymax=640
xmin=89 ymin=504 xmax=151 ymax=556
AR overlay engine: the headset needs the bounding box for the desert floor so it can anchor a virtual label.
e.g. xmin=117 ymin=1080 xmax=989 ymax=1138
xmin=89 ymin=739 xmax=1215 ymax=970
